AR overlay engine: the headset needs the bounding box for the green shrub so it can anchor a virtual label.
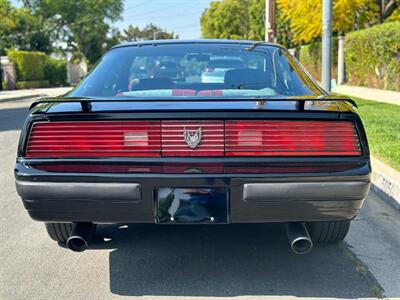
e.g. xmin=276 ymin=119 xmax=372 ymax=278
xmin=7 ymin=50 xmax=46 ymax=81
xmin=7 ymin=50 xmax=67 ymax=87
xmin=299 ymin=38 xmax=338 ymax=81
xmin=44 ymin=57 xmax=67 ymax=86
xmin=2 ymin=81 xmax=9 ymax=90
xmin=345 ymin=22 xmax=400 ymax=91
xmin=15 ymin=80 xmax=50 ymax=89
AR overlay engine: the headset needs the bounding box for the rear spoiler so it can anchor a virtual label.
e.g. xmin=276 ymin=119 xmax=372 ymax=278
xmin=30 ymin=96 xmax=357 ymax=111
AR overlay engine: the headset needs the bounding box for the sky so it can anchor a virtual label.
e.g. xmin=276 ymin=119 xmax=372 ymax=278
xmin=117 ymin=0 xmax=213 ymax=39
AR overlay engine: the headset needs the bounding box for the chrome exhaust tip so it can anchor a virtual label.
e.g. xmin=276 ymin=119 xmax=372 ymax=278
xmin=286 ymin=223 xmax=313 ymax=255
xmin=66 ymin=222 xmax=95 ymax=252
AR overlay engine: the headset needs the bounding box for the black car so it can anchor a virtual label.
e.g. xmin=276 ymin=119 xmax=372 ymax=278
xmin=15 ymin=40 xmax=371 ymax=254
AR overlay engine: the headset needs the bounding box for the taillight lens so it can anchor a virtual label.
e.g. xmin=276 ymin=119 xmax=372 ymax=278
xmin=225 ymin=120 xmax=361 ymax=156
xmin=25 ymin=121 xmax=161 ymax=157
xmin=25 ymin=120 xmax=361 ymax=158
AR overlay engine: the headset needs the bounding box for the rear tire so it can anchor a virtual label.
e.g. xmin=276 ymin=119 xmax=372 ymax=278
xmin=307 ymin=221 xmax=350 ymax=243
xmin=45 ymin=223 xmax=74 ymax=243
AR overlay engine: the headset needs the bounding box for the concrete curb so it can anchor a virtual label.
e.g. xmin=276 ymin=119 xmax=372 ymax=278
xmin=371 ymin=173 xmax=400 ymax=211
xmin=0 ymin=94 xmax=45 ymax=103
xmin=371 ymin=158 xmax=400 ymax=211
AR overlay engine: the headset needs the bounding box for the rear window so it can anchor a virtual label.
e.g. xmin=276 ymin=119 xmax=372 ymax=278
xmin=69 ymin=43 xmax=323 ymax=99
xmin=207 ymin=59 xmax=245 ymax=68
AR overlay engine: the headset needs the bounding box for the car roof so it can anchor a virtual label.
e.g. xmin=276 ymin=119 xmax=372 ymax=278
xmin=112 ymin=39 xmax=284 ymax=50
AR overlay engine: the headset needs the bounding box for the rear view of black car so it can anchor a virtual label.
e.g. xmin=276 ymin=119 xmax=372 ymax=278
xmin=15 ymin=40 xmax=371 ymax=254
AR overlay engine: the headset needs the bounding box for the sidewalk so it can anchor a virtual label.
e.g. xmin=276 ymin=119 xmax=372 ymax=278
xmin=0 ymin=87 xmax=73 ymax=103
xmin=334 ymin=85 xmax=400 ymax=105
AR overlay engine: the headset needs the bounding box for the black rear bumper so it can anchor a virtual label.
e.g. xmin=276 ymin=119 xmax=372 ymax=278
xmin=15 ymin=159 xmax=371 ymax=223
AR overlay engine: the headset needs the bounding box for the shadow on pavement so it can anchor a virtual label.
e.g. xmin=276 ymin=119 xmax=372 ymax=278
xmin=90 ymin=223 xmax=373 ymax=298
xmin=0 ymin=107 xmax=28 ymax=132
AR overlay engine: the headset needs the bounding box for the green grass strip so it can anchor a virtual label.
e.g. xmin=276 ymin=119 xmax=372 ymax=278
xmin=352 ymin=97 xmax=400 ymax=171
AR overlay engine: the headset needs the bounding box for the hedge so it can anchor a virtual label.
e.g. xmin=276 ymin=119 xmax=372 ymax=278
xmin=7 ymin=50 xmax=46 ymax=81
xmin=299 ymin=38 xmax=337 ymax=82
xmin=344 ymin=22 xmax=400 ymax=91
xmin=44 ymin=57 xmax=67 ymax=86
xmin=299 ymin=22 xmax=400 ymax=91
xmin=15 ymin=80 xmax=50 ymax=89
xmin=7 ymin=50 xmax=67 ymax=88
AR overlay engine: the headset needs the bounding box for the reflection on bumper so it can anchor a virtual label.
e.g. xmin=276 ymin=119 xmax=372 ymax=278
xmin=17 ymin=180 xmax=370 ymax=204
xmin=16 ymin=180 xmax=141 ymax=202
xmin=243 ymin=181 xmax=370 ymax=202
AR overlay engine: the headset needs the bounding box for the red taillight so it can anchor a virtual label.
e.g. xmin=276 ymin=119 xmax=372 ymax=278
xmin=25 ymin=121 xmax=161 ymax=157
xmin=25 ymin=120 xmax=361 ymax=158
xmin=225 ymin=121 xmax=361 ymax=156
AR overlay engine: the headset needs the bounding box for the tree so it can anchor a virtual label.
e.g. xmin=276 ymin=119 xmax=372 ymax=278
xmin=248 ymin=0 xmax=264 ymax=40
xmin=277 ymin=0 xmax=400 ymax=44
xmin=201 ymin=0 xmax=250 ymax=40
xmin=275 ymin=7 xmax=297 ymax=48
xmin=201 ymin=0 xmax=295 ymax=48
xmin=0 ymin=0 xmax=51 ymax=55
xmin=21 ymin=0 xmax=124 ymax=64
xmin=387 ymin=4 xmax=400 ymax=21
xmin=121 ymin=23 xmax=178 ymax=42
xmin=376 ymin=0 xmax=400 ymax=22
xmin=247 ymin=0 xmax=296 ymax=48
xmin=200 ymin=0 xmax=399 ymax=47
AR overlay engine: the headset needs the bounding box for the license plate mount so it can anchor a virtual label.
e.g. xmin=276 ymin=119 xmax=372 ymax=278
xmin=156 ymin=187 xmax=228 ymax=224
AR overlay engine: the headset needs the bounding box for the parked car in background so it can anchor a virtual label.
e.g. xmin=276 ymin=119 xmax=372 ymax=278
xmin=15 ymin=40 xmax=370 ymax=254
xmin=201 ymin=57 xmax=245 ymax=83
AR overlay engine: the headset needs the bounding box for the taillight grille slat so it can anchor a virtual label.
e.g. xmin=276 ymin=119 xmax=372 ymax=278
xmin=161 ymin=120 xmax=224 ymax=156
xmin=25 ymin=120 xmax=361 ymax=158
xmin=225 ymin=120 xmax=361 ymax=156
xmin=26 ymin=121 xmax=161 ymax=157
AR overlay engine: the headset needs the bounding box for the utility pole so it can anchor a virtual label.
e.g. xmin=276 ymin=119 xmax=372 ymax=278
xmin=321 ymin=0 xmax=332 ymax=92
xmin=265 ymin=0 xmax=275 ymax=42
xmin=337 ymin=36 xmax=345 ymax=85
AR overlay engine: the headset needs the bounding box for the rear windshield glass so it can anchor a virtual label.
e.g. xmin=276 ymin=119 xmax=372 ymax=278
xmin=69 ymin=43 xmax=323 ymax=99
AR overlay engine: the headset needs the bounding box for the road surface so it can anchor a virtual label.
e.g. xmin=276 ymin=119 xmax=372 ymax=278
xmin=1 ymin=98 xmax=399 ymax=299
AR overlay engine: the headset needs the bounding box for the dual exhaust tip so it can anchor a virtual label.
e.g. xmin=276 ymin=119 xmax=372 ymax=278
xmin=66 ymin=222 xmax=96 ymax=252
xmin=66 ymin=222 xmax=313 ymax=254
xmin=286 ymin=222 xmax=313 ymax=255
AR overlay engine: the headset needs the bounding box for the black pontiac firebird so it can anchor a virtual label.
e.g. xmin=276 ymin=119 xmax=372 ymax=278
xmin=15 ymin=40 xmax=371 ymax=254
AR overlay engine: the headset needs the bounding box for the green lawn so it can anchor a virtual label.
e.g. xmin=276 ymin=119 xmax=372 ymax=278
xmin=351 ymin=97 xmax=400 ymax=171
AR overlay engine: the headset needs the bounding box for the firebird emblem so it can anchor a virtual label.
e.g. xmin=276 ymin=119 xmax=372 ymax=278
xmin=183 ymin=127 xmax=202 ymax=149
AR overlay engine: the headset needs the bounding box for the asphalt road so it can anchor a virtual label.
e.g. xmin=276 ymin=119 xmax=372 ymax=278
xmin=1 ymin=99 xmax=399 ymax=300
